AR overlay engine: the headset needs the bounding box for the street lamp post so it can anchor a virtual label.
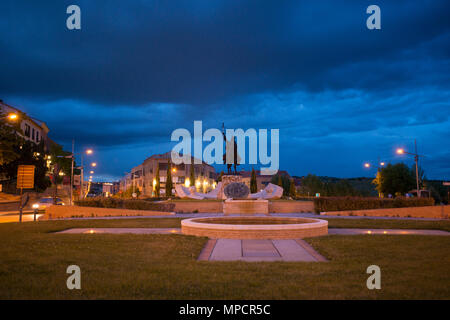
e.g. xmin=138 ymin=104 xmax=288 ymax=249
xmin=396 ymin=139 xmax=424 ymax=198
xmin=71 ymin=140 xmax=74 ymax=205
xmin=65 ymin=143 xmax=94 ymax=203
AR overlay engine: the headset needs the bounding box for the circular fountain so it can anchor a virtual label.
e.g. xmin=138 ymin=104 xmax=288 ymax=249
xmin=181 ymin=216 xmax=328 ymax=239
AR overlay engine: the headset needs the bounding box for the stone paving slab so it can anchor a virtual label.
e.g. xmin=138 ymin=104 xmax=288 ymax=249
xmin=208 ymin=239 xmax=321 ymax=262
xmin=295 ymin=239 xmax=328 ymax=262
xmin=272 ymin=239 xmax=317 ymax=262
xmin=242 ymin=240 xmax=280 ymax=257
xmin=209 ymin=239 xmax=242 ymax=261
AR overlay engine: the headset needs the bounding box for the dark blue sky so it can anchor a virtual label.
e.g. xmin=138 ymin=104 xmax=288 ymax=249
xmin=1 ymin=1 xmax=449 ymax=181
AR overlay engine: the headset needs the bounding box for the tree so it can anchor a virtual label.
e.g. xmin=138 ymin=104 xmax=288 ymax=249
xmin=372 ymin=163 xmax=415 ymax=197
xmin=271 ymin=174 xmax=291 ymax=196
xmin=199 ymin=168 xmax=205 ymax=192
xmin=121 ymin=186 xmax=140 ymax=198
xmin=289 ymin=179 xmax=296 ymax=197
xmin=190 ymin=164 xmax=195 ymax=187
xmin=166 ymin=160 xmax=173 ymax=197
xmin=299 ymin=174 xmax=324 ymax=196
xmin=277 ymin=175 xmax=282 ymax=187
xmin=0 ymin=140 xmax=51 ymax=192
xmin=250 ymin=167 xmax=257 ymax=193
xmin=217 ymin=170 xmax=223 ymax=182
xmin=49 ymin=143 xmax=73 ymax=181
xmin=333 ymin=180 xmax=358 ymax=196
xmin=0 ymin=111 xmax=22 ymax=166
xmin=154 ymin=163 xmax=160 ymax=197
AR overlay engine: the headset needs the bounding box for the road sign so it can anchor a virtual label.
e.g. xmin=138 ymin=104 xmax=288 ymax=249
xmin=73 ymin=175 xmax=81 ymax=186
xmin=17 ymin=165 xmax=35 ymax=189
xmin=443 ymin=182 xmax=450 ymax=186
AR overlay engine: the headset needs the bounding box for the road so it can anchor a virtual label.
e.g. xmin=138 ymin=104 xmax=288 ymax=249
xmin=0 ymin=211 xmax=43 ymax=223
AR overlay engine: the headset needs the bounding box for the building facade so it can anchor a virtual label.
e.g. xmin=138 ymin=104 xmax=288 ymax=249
xmin=120 ymin=152 xmax=217 ymax=197
xmin=0 ymin=100 xmax=51 ymax=152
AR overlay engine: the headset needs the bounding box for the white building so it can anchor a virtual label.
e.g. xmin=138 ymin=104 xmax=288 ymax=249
xmin=120 ymin=152 xmax=217 ymax=197
xmin=0 ymin=100 xmax=51 ymax=152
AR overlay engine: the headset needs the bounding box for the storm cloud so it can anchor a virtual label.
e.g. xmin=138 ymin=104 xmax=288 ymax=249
xmin=1 ymin=1 xmax=449 ymax=180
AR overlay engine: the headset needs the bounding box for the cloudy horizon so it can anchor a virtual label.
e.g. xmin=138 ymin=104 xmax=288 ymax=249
xmin=1 ymin=1 xmax=449 ymax=181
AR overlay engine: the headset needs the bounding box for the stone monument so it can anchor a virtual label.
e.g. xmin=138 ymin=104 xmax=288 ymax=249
xmin=220 ymin=178 xmax=269 ymax=215
xmin=224 ymin=182 xmax=250 ymax=199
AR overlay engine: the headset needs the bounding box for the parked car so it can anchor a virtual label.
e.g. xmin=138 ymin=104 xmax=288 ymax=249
xmin=86 ymin=193 xmax=99 ymax=198
xmin=32 ymin=197 xmax=65 ymax=211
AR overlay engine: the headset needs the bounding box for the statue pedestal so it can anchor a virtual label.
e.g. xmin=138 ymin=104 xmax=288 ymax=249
xmin=223 ymin=199 xmax=269 ymax=215
xmin=218 ymin=175 xmax=242 ymax=199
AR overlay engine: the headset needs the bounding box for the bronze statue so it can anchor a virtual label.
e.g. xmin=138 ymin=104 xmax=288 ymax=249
xmin=222 ymin=123 xmax=240 ymax=175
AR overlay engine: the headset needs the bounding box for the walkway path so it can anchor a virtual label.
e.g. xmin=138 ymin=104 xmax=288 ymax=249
xmin=199 ymin=239 xmax=328 ymax=262
xmin=57 ymin=228 xmax=181 ymax=234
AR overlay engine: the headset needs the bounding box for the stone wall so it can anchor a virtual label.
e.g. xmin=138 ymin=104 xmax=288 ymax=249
xmin=172 ymin=201 xmax=223 ymax=213
xmin=171 ymin=200 xmax=315 ymax=213
xmin=223 ymin=200 xmax=269 ymax=215
xmin=269 ymin=201 xmax=314 ymax=213
xmin=181 ymin=225 xmax=328 ymax=239
xmin=181 ymin=217 xmax=328 ymax=239
xmin=320 ymin=205 xmax=449 ymax=219
xmin=41 ymin=205 xmax=175 ymax=220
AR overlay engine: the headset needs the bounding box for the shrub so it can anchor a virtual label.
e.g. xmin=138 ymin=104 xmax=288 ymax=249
xmin=74 ymin=198 xmax=175 ymax=212
xmin=313 ymin=197 xmax=435 ymax=213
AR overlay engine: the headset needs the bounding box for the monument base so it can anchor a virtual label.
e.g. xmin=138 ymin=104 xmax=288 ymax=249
xmin=223 ymin=199 xmax=269 ymax=215
xmin=218 ymin=175 xmax=243 ymax=199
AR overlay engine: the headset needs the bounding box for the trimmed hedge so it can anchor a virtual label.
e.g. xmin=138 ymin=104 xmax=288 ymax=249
xmin=314 ymin=197 xmax=435 ymax=214
xmin=74 ymin=198 xmax=175 ymax=212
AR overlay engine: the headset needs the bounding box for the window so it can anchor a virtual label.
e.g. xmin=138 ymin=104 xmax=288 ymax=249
xmin=24 ymin=124 xmax=30 ymax=137
xmin=159 ymin=163 xmax=168 ymax=170
xmin=32 ymin=128 xmax=35 ymax=140
xmin=36 ymin=131 xmax=39 ymax=142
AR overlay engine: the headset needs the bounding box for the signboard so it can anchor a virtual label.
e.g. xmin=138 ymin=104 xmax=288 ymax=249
xmin=16 ymin=165 xmax=35 ymax=189
xmin=73 ymin=175 xmax=81 ymax=186
xmin=443 ymin=182 xmax=450 ymax=186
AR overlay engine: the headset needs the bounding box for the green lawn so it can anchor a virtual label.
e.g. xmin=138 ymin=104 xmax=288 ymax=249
xmin=0 ymin=218 xmax=449 ymax=299
xmin=323 ymin=218 xmax=450 ymax=232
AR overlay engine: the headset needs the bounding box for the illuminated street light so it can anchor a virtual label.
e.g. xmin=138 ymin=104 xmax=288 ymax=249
xmin=172 ymin=168 xmax=177 ymax=172
xmin=90 ymin=171 xmax=94 ymax=174
xmin=8 ymin=113 xmax=18 ymax=121
xmin=364 ymin=163 xmax=371 ymax=168
xmin=91 ymin=162 xmax=97 ymax=167
xmin=380 ymin=162 xmax=385 ymax=166
xmin=86 ymin=149 xmax=93 ymax=155
xmin=396 ymin=140 xmax=425 ymax=197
